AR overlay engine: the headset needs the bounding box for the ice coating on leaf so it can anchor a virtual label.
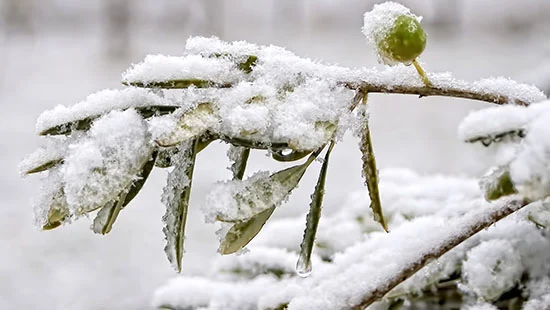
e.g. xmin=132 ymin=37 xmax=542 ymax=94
xmin=121 ymin=54 xmax=245 ymax=86
xmin=463 ymin=304 xmax=499 ymax=310
xmin=62 ymin=109 xmax=153 ymax=214
xmin=460 ymin=239 xmax=522 ymax=301
xmin=161 ymin=140 xmax=196 ymax=271
xmin=36 ymin=88 xmax=173 ymax=135
xmin=510 ymin=112 xmax=550 ymax=200
xmin=362 ymin=2 xmax=420 ymax=65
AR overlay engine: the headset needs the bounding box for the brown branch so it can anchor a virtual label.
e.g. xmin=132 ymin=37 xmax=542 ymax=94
xmin=343 ymin=82 xmax=532 ymax=107
xmin=351 ymin=197 xmax=530 ymax=310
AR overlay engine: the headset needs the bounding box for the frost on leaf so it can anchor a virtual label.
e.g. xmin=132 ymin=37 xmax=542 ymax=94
xmin=227 ymin=145 xmax=250 ymax=180
xmin=161 ymin=140 xmax=198 ymax=272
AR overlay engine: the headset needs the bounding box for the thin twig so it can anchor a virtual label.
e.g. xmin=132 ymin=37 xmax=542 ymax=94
xmin=342 ymin=82 xmax=532 ymax=107
xmin=351 ymin=197 xmax=530 ymax=310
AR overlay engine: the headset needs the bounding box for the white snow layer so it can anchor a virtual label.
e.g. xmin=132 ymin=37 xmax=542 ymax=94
xmin=153 ymin=169 xmax=549 ymax=310
xmin=62 ymin=109 xmax=153 ymax=215
xmin=36 ymin=88 xmax=174 ymax=135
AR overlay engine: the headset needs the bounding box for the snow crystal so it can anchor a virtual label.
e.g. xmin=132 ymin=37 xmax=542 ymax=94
xmin=32 ymin=167 xmax=69 ymax=229
xmin=36 ymin=88 xmax=173 ymax=135
xmin=122 ymin=54 xmax=245 ymax=86
xmin=460 ymin=239 xmax=522 ymax=301
xmin=62 ymin=109 xmax=153 ymax=214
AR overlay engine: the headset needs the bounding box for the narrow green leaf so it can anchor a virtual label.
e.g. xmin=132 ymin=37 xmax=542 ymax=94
xmin=359 ymin=105 xmax=388 ymax=232
xmin=40 ymin=105 xmax=178 ymax=136
xmin=482 ymin=166 xmax=518 ymax=201
xmin=42 ymin=202 xmax=69 ymax=230
xmin=122 ymin=150 xmax=157 ymax=207
xmin=123 ymin=79 xmax=231 ymax=89
xmin=162 ymin=139 xmax=198 ymax=272
xmin=25 ymin=158 xmax=63 ymax=175
xmin=219 ymin=206 xmax=276 ymax=255
xmin=229 ymin=146 xmax=250 ymax=180
xmin=155 ymin=103 xmax=217 ymax=147
xmin=92 ymin=191 xmax=128 ymax=235
xmin=219 ymin=150 xmax=323 ymax=252
xmin=296 ymin=142 xmax=333 ymax=277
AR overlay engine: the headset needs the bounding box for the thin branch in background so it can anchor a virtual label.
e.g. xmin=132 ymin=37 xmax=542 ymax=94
xmin=351 ymin=197 xmax=530 ymax=309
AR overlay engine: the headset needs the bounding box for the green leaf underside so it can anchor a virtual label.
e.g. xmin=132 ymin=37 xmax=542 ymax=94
xmin=40 ymin=105 xmax=179 ymax=136
xmin=163 ymin=140 xmax=199 ymax=272
xmin=219 ymin=206 xmax=276 ymax=255
xmin=123 ymin=79 xmax=232 ymax=89
xmin=297 ymin=142 xmax=333 ymax=275
xmin=484 ymin=169 xmax=518 ymax=201
xmin=360 ymin=106 xmax=388 ymax=232
xmin=92 ymin=191 xmax=127 ymax=235
xmin=25 ymin=158 xmax=64 ymax=175
xmin=91 ymin=151 xmax=157 ymax=234
xmin=232 ymin=147 xmax=250 ymax=180
xmin=42 ymin=205 xmax=68 ymax=230
xmin=122 ymin=150 xmax=158 ymax=206
xmin=219 ymin=150 xmax=321 ymax=253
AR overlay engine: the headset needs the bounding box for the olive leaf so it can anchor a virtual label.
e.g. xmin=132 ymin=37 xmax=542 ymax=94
xmin=359 ymin=102 xmax=388 ymax=232
xmin=24 ymin=158 xmax=63 ymax=175
xmin=122 ymin=150 xmax=158 ymax=206
xmin=123 ymin=79 xmax=232 ymax=89
xmin=296 ymin=142 xmax=333 ymax=276
xmin=162 ymin=140 xmax=198 ymax=272
xmin=155 ymin=103 xmax=218 ymax=147
xmin=228 ymin=146 xmax=250 ymax=180
xmin=92 ymin=192 xmax=128 ymax=235
xmin=219 ymin=150 xmax=321 ymax=254
xmin=481 ymin=166 xmax=518 ymax=201
xmin=91 ymin=151 xmax=158 ymax=235
xmin=464 ymin=129 xmax=526 ymax=147
xmin=219 ymin=206 xmax=276 ymax=255
xmin=40 ymin=105 xmax=179 ymax=136
xmin=42 ymin=188 xmax=70 ymax=230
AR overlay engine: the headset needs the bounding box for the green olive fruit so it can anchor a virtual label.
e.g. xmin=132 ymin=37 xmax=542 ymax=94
xmin=377 ymin=15 xmax=426 ymax=65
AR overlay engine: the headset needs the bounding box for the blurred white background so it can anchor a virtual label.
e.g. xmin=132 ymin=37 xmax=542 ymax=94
xmin=1 ymin=0 xmax=550 ymax=309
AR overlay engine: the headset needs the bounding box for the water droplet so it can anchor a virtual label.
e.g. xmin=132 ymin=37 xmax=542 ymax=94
xmin=296 ymin=256 xmax=312 ymax=278
xmin=281 ymin=149 xmax=293 ymax=156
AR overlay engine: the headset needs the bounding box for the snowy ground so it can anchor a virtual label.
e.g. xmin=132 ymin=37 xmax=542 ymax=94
xmin=1 ymin=20 xmax=549 ymax=309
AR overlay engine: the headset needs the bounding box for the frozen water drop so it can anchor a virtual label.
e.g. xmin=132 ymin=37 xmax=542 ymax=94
xmin=296 ymin=256 xmax=312 ymax=278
